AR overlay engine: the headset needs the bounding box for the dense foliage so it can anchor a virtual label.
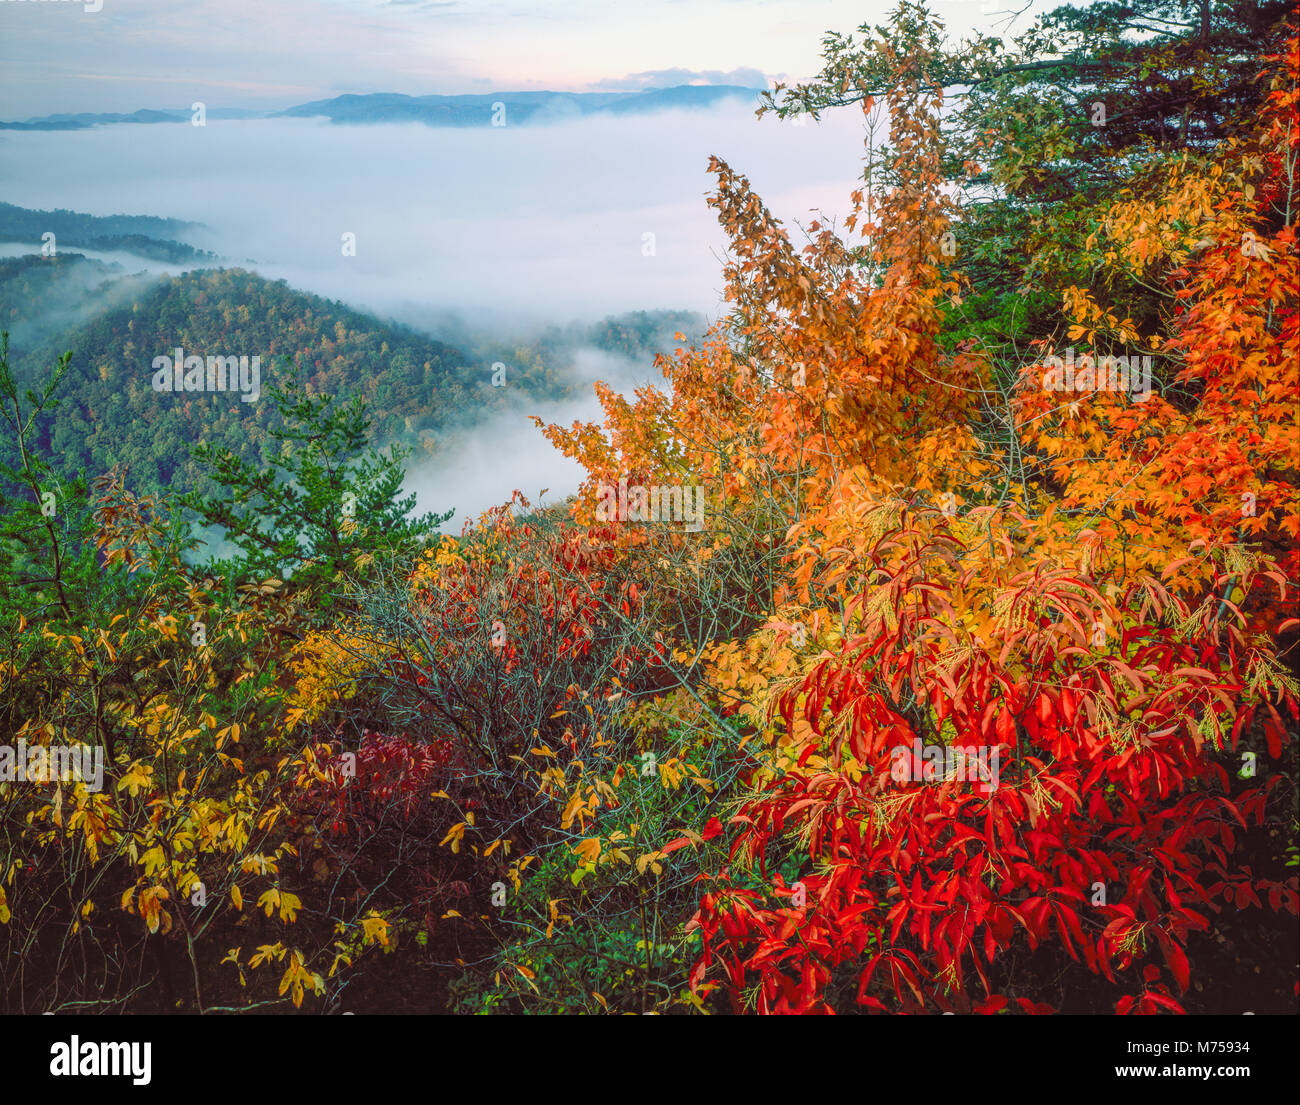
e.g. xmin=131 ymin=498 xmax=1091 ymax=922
xmin=0 ymin=1 xmax=1295 ymax=1015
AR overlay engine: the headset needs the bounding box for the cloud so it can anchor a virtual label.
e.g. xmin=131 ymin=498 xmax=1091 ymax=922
xmin=591 ymin=66 xmax=768 ymax=91
xmin=0 ymin=103 xmax=870 ymax=322
xmin=0 ymin=102 xmax=875 ymax=516
xmin=406 ymin=346 xmax=664 ymax=530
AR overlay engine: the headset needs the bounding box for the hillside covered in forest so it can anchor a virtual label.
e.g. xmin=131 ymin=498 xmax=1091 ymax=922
xmin=0 ymin=201 xmax=219 ymax=265
xmin=0 ymin=257 xmax=702 ymax=500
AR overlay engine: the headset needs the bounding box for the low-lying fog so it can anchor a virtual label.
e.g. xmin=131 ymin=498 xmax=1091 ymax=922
xmin=0 ymin=105 xmax=874 ymax=525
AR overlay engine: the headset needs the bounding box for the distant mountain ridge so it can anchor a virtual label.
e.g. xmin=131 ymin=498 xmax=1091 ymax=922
xmin=1 ymin=85 xmax=764 ymax=130
xmin=2 ymin=108 xmax=264 ymax=129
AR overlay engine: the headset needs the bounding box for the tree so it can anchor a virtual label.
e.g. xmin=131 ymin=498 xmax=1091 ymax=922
xmin=0 ymin=334 xmax=106 ymax=624
xmin=541 ymin=3 xmax=1299 ymax=1013
xmin=180 ymin=370 xmax=452 ymax=603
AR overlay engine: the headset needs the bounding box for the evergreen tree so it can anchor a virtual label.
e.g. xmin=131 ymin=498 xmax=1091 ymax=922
xmin=180 ymin=368 xmax=453 ymax=604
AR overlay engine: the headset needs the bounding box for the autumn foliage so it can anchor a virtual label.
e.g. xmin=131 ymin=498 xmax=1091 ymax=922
xmin=1 ymin=2 xmax=1296 ymax=1015
xmin=541 ymin=8 xmax=1300 ymax=1014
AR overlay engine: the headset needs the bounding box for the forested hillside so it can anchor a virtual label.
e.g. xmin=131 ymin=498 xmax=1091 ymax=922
xmin=2 ymin=268 xmax=534 ymax=497
xmin=0 ymin=254 xmax=159 ymax=354
xmin=0 ymin=201 xmax=218 ymax=264
xmin=0 ymin=258 xmax=704 ymax=501
xmin=0 ymin=1 xmax=1295 ymax=1019
xmin=2 ymin=267 xmax=475 ymax=494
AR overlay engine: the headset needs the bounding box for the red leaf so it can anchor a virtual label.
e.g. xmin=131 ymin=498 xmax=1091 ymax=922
xmin=1164 ymin=940 xmax=1190 ymax=993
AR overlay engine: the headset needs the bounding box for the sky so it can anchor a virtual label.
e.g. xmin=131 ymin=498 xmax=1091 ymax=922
xmin=0 ymin=0 xmax=1051 ymax=118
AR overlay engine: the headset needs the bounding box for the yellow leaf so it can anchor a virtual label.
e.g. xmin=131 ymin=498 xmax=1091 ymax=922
xmin=573 ymin=838 xmax=601 ymax=865
xmin=360 ymin=912 xmax=391 ymax=947
xmin=439 ymin=822 xmax=466 ymax=854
